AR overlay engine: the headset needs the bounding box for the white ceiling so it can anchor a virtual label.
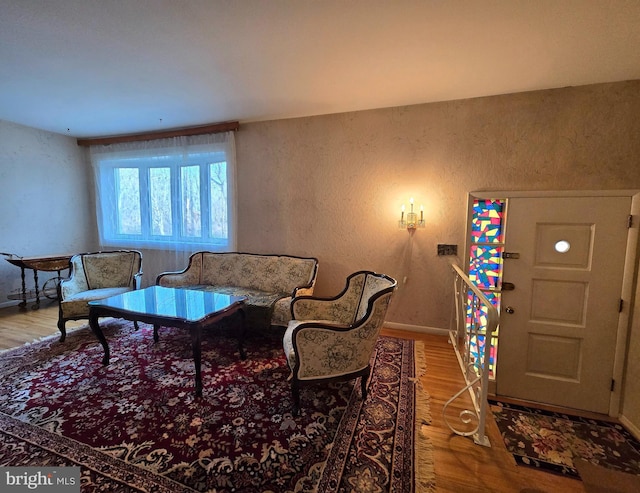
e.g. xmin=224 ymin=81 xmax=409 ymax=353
xmin=1 ymin=0 xmax=640 ymax=138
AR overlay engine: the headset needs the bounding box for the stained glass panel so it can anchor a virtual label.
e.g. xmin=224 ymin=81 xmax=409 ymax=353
xmin=468 ymin=334 xmax=499 ymax=379
xmin=471 ymin=199 xmax=504 ymax=244
xmin=465 ymin=289 xmax=500 ymax=378
xmin=465 ymin=289 xmax=500 ymax=329
xmin=467 ymin=198 xmax=505 ymax=380
xmin=468 ymin=245 xmax=503 ymax=289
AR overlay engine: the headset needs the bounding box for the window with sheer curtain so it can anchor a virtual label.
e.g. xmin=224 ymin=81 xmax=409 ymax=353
xmin=89 ymin=132 xmax=236 ymax=251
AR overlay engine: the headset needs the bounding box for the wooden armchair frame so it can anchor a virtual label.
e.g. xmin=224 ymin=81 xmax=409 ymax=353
xmin=284 ymin=271 xmax=397 ymax=414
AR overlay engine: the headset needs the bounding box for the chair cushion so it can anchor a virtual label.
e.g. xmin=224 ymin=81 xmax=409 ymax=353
xmin=61 ymin=287 xmax=132 ymax=318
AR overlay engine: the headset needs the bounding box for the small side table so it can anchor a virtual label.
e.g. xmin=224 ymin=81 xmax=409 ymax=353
xmin=2 ymin=253 xmax=72 ymax=310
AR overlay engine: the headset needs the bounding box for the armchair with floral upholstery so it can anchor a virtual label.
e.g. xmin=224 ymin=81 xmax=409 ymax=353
xmin=282 ymin=270 xmax=397 ymax=414
xmin=57 ymin=250 xmax=142 ymax=342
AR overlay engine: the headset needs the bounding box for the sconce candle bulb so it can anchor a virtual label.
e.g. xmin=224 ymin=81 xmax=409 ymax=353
xmin=398 ymin=197 xmax=426 ymax=232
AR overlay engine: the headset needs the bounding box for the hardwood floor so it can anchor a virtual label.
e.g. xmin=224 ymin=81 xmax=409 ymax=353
xmin=0 ymin=304 xmax=585 ymax=492
xmin=0 ymin=299 xmax=87 ymax=349
xmin=379 ymin=328 xmax=585 ymax=493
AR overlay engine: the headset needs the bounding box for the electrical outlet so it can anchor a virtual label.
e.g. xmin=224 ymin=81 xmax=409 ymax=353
xmin=437 ymin=244 xmax=458 ymax=256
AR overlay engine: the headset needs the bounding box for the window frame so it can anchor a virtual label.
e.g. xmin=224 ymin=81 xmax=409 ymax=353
xmin=93 ymin=141 xmax=235 ymax=251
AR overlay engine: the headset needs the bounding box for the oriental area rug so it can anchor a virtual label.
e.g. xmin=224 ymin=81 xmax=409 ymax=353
xmin=0 ymin=320 xmax=434 ymax=492
xmin=490 ymin=400 xmax=640 ymax=480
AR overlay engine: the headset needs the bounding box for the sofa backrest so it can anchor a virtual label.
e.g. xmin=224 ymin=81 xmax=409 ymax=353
xmin=319 ymin=271 xmax=397 ymax=325
xmin=70 ymin=250 xmax=142 ymax=291
xmin=198 ymin=252 xmax=317 ymax=294
xmin=355 ymin=273 xmax=397 ymax=322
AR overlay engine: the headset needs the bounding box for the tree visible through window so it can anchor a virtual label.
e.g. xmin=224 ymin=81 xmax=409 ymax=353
xmin=90 ymin=133 xmax=235 ymax=250
xmin=150 ymin=167 xmax=172 ymax=236
xmin=116 ymin=168 xmax=141 ymax=235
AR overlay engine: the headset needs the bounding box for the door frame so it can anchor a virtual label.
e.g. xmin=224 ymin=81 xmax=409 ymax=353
xmin=466 ymin=189 xmax=640 ymax=417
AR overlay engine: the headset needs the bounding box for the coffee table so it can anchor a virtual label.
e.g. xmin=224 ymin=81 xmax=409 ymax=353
xmin=88 ymin=285 xmax=246 ymax=397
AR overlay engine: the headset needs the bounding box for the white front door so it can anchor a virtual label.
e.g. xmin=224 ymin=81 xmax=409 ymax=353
xmin=496 ymin=196 xmax=631 ymax=414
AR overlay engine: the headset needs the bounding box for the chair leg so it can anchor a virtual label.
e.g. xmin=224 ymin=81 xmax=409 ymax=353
xmin=153 ymin=324 xmax=160 ymax=342
xmin=58 ymin=319 xmax=66 ymax=342
xmin=134 ymin=321 xmax=139 ymax=331
xmin=361 ymin=366 xmax=371 ymax=400
xmin=292 ymin=380 xmax=301 ymax=416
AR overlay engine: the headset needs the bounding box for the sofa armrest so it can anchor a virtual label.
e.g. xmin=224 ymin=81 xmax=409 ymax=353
xmin=156 ymin=270 xmax=199 ymax=287
xmin=156 ymin=253 xmax=203 ymax=287
xmin=59 ymin=274 xmax=86 ymax=299
xmin=291 ymin=297 xmax=355 ymax=324
xmin=133 ymin=271 xmax=143 ymax=290
xmin=59 ymin=257 xmax=89 ymax=299
xmin=284 ymin=321 xmax=371 ymax=380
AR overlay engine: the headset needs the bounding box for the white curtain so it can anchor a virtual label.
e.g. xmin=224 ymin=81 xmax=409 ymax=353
xmin=88 ymin=131 xmax=237 ymax=288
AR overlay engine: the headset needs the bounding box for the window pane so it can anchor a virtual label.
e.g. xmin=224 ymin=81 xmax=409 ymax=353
xmin=116 ymin=168 xmax=141 ymax=234
xmin=150 ymin=167 xmax=172 ymax=236
xmin=209 ymin=161 xmax=228 ymax=240
xmin=181 ymin=165 xmax=201 ymax=237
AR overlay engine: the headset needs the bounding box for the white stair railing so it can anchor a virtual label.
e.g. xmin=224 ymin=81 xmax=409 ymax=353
xmin=443 ymin=263 xmax=499 ymax=447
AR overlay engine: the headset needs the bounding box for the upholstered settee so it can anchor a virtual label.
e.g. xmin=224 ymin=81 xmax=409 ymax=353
xmin=57 ymin=250 xmax=142 ymax=342
xmin=156 ymin=252 xmax=319 ymax=329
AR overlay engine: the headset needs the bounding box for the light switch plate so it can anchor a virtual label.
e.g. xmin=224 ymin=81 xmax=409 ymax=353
xmin=437 ymin=244 xmax=458 ymax=256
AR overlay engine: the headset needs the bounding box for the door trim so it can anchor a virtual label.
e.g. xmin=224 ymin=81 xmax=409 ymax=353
xmin=466 ymin=189 xmax=640 ymax=417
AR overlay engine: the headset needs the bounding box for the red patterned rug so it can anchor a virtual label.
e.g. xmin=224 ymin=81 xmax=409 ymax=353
xmin=0 ymin=320 xmax=433 ymax=492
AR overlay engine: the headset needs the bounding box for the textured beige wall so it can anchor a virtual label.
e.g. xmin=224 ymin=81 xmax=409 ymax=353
xmin=0 ymin=120 xmax=97 ymax=306
xmin=236 ymin=80 xmax=640 ymax=426
xmin=236 ymin=80 xmax=640 ymax=330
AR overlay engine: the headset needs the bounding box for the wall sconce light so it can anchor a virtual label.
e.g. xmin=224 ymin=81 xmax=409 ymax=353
xmin=398 ymin=197 xmax=425 ymax=231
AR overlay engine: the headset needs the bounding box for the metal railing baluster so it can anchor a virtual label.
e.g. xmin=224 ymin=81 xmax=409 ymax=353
xmin=443 ymin=263 xmax=499 ymax=447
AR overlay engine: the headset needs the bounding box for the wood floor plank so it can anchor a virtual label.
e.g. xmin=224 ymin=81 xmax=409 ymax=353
xmin=0 ymin=305 xmax=586 ymax=491
xmin=382 ymin=328 xmax=585 ymax=493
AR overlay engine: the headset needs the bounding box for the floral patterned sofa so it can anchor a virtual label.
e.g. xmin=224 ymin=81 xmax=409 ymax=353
xmin=156 ymin=252 xmax=319 ymax=329
xmin=57 ymin=250 xmax=142 ymax=342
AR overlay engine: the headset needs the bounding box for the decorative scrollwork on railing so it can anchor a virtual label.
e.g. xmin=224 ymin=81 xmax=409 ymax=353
xmin=444 ymin=263 xmax=499 ymax=447
xmin=442 ymin=379 xmax=481 ymax=437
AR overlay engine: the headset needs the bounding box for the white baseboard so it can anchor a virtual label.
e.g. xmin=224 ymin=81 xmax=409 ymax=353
xmin=0 ymin=299 xmax=21 ymax=310
xmin=384 ymin=321 xmax=449 ymax=336
xmin=0 ymin=299 xmax=58 ymax=310
xmin=620 ymin=414 xmax=640 ymax=441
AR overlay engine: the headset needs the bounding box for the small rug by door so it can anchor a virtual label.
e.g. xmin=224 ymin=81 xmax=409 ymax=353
xmin=0 ymin=320 xmax=434 ymax=492
xmin=490 ymin=400 xmax=640 ymax=479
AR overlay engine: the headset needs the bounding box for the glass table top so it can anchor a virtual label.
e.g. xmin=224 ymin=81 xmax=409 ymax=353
xmin=89 ymin=286 xmax=245 ymax=322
